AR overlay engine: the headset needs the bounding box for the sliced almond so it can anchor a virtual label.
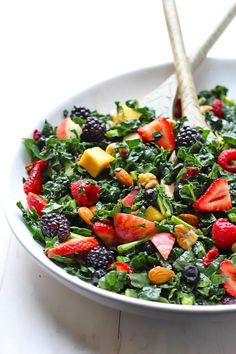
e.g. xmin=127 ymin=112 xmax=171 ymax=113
xmin=78 ymin=207 xmax=94 ymax=225
xmin=178 ymin=213 xmax=200 ymax=227
xmin=148 ymin=266 xmax=174 ymax=285
xmin=115 ymin=168 xmax=134 ymax=186
xmin=174 ymin=224 xmax=198 ymax=250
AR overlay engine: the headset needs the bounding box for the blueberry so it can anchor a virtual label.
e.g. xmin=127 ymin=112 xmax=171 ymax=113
xmin=181 ymin=264 xmax=200 ymax=286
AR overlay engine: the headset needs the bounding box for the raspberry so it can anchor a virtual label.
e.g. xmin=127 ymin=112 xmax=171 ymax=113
xmin=175 ymin=126 xmax=203 ymax=151
xmin=33 ymin=129 xmax=43 ymax=141
xmin=86 ymin=246 xmax=114 ymax=269
xmin=217 ymin=149 xmax=236 ymax=173
xmin=40 ymin=213 xmax=70 ymax=242
xmin=71 ymin=180 xmax=101 ymax=207
xmin=212 ymin=98 xmax=224 ymax=118
xmin=81 ymin=117 xmax=106 ymax=142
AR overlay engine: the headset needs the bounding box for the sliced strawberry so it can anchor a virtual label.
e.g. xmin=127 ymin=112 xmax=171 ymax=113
xmin=108 ymin=262 xmax=132 ymax=273
xmin=212 ymin=218 xmax=236 ymax=249
xmin=26 ymin=192 xmax=47 ymax=215
xmin=212 ymin=98 xmax=224 ymax=118
xmin=181 ymin=166 xmax=201 ymax=181
xmin=23 ymin=164 xmax=43 ymax=195
xmin=193 ymin=178 xmax=232 ymax=212
xmin=218 ymin=149 xmax=236 ymax=173
xmin=47 ymin=236 xmax=99 ymax=258
xmin=122 ymin=187 xmax=139 ymax=207
xmin=93 ymin=222 xmax=117 ymax=246
xmin=114 ymin=213 xmax=156 ymax=244
xmin=150 ymin=232 xmax=175 ymax=260
xmin=25 ymin=159 xmax=47 ymax=173
xmin=220 ymin=260 xmax=236 ymax=297
xmin=71 ymin=180 xmax=101 ymax=207
xmin=137 ymin=117 xmax=175 ymax=150
xmin=202 ymin=247 xmax=219 ymax=266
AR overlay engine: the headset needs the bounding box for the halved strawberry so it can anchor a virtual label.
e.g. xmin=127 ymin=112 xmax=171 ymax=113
xmin=218 ymin=149 xmax=236 ymax=173
xmin=114 ymin=213 xmax=156 ymax=244
xmin=137 ymin=117 xmax=175 ymax=150
xmin=220 ymin=260 xmax=236 ymax=297
xmin=93 ymin=221 xmax=117 ymax=246
xmin=122 ymin=188 xmax=139 ymax=207
xmin=108 ymin=262 xmax=132 ymax=273
xmin=193 ymin=178 xmax=232 ymax=212
xmin=150 ymin=232 xmax=175 ymax=260
xmin=202 ymin=247 xmax=219 ymax=266
xmin=26 ymin=192 xmax=47 ymax=215
xmin=23 ymin=164 xmax=43 ymax=195
xmin=25 ymin=159 xmax=47 ymax=173
xmin=47 ymin=236 xmax=99 ymax=258
xmin=212 ymin=218 xmax=236 ymax=249
xmin=71 ymin=180 xmax=101 ymax=207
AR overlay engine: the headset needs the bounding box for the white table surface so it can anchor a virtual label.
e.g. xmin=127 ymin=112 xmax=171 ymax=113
xmin=1 ymin=1 xmax=236 ymax=353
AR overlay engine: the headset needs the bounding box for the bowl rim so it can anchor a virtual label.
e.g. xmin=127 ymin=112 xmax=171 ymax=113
xmin=4 ymin=57 xmax=236 ymax=314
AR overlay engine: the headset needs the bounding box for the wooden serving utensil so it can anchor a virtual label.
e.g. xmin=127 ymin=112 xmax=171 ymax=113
xmin=141 ymin=2 xmax=236 ymax=119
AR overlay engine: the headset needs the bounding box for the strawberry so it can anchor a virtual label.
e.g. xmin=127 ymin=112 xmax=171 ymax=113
xmin=212 ymin=98 xmax=224 ymax=118
xmin=26 ymin=192 xmax=47 ymax=215
xmin=218 ymin=149 xmax=236 ymax=173
xmin=212 ymin=218 xmax=236 ymax=249
xmin=150 ymin=232 xmax=175 ymax=260
xmin=220 ymin=260 xmax=236 ymax=297
xmin=23 ymin=164 xmax=43 ymax=195
xmin=114 ymin=213 xmax=156 ymax=244
xmin=181 ymin=166 xmax=201 ymax=181
xmin=122 ymin=187 xmax=139 ymax=207
xmin=193 ymin=178 xmax=232 ymax=212
xmin=202 ymin=247 xmax=219 ymax=266
xmin=93 ymin=221 xmax=117 ymax=246
xmin=25 ymin=159 xmax=47 ymax=173
xmin=47 ymin=236 xmax=99 ymax=258
xmin=71 ymin=180 xmax=101 ymax=207
xmin=137 ymin=117 xmax=175 ymax=150
xmin=108 ymin=262 xmax=132 ymax=273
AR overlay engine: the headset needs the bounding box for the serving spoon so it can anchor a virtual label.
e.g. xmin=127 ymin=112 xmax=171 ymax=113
xmin=140 ymin=2 xmax=236 ymax=119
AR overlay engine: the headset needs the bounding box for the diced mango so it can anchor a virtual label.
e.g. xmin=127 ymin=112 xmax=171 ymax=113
xmin=113 ymin=105 xmax=141 ymax=124
xmin=145 ymin=206 xmax=164 ymax=222
xmin=78 ymin=147 xmax=115 ymax=177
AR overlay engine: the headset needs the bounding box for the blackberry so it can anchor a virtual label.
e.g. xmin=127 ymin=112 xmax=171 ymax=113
xmin=70 ymin=106 xmax=91 ymax=120
xmin=143 ymin=189 xmax=157 ymax=207
xmin=81 ymin=117 xmax=106 ymax=143
xmin=175 ymin=126 xmax=203 ymax=151
xmin=181 ymin=265 xmax=200 ymax=286
xmin=37 ymin=136 xmax=46 ymax=150
xmin=91 ymin=268 xmax=107 ymax=286
xmin=221 ymin=297 xmax=236 ymax=305
xmin=86 ymin=246 xmax=114 ymax=269
xmin=141 ymin=241 xmax=156 ymax=255
xmin=40 ymin=213 xmax=70 ymax=242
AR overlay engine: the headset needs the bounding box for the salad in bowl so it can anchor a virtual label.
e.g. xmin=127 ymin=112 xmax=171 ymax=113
xmin=18 ymin=85 xmax=236 ymax=306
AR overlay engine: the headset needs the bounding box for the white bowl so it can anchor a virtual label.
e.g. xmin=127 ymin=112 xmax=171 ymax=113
xmin=5 ymin=58 xmax=236 ymax=320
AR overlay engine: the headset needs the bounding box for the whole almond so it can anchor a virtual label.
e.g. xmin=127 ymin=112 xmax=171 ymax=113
xmin=148 ymin=266 xmax=174 ymax=285
xmin=178 ymin=213 xmax=200 ymax=227
xmin=115 ymin=168 xmax=134 ymax=186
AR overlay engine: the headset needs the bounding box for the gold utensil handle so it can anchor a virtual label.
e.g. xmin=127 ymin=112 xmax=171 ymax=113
xmin=162 ymin=0 xmax=208 ymax=128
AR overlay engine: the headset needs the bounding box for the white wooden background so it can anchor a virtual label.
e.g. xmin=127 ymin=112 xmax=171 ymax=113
xmin=1 ymin=0 xmax=236 ymax=353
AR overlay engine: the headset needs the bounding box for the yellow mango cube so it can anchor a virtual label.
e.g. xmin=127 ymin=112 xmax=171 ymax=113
xmin=145 ymin=206 xmax=164 ymax=222
xmin=113 ymin=105 xmax=141 ymax=125
xmin=78 ymin=147 xmax=115 ymax=177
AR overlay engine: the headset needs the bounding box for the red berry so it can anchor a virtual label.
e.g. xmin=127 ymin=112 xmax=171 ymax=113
xmin=212 ymin=98 xmax=224 ymax=118
xmin=193 ymin=178 xmax=232 ymax=212
xmin=114 ymin=213 xmax=156 ymax=244
xmin=26 ymin=192 xmax=47 ymax=215
xmin=202 ymin=247 xmax=219 ymax=266
xmin=47 ymin=237 xmax=99 ymax=258
xmin=25 ymin=160 xmax=47 ymax=173
xmin=150 ymin=232 xmax=175 ymax=260
xmin=71 ymin=180 xmax=101 ymax=207
xmin=218 ymin=149 xmax=236 ymax=173
xmin=33 ymin=129 xmax=43 ymax=141
xmin=122 ymin=188 xmax=139 ymax=207
xmin=212 ymin=218 xmax=236 ymax=249
xmin=93 ymin=221 xmax=117 ymax=246
xmin=108 ymin=262 xmax=132 ymax=273
xmin=181 ymin=166 xmax=201 ymax=181
xmin=220 ymin=260 xmax=236 ymax=297
xmin=23 ymin=164 xmax=43 ymax=195
xmin=137 ymin=117 xmax=175 ymax=150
